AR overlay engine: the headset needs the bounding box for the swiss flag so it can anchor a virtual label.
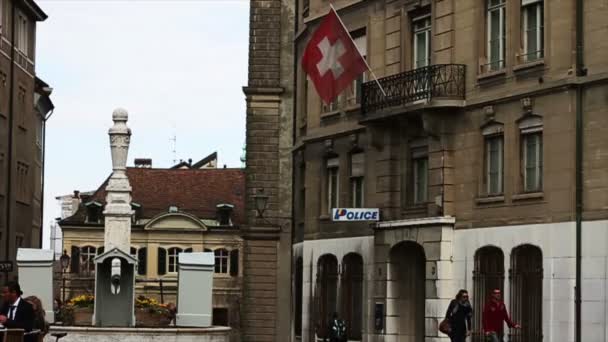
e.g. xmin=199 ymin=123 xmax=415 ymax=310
xmin=301 ymin=7 xmax=368 ymax=104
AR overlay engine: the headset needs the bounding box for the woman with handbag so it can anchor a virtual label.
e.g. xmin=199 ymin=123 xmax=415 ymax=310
xmin=442 ymin=289 xmax=473 ymax=342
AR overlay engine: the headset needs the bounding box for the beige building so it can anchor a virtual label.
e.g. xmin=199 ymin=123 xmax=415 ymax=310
xmin=0 ymin=0 xmax=53 ymax=283
xmin=288 ymin=0 xmax=608 ymax=341
xmin=58 ymin=162 xmax=245 ymax=333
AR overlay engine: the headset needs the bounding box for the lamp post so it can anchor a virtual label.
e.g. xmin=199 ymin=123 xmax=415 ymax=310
xmin=252 ymin=188 xmax=269 ymax=219
xmin=60 ymin=250 xmax=70 ymax=303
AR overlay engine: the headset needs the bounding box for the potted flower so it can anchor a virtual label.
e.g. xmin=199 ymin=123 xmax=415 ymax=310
xmin=135 ymin=295 xmax=172 ymax=327
xmin=63 ymin=294 xmax=94 ymax=326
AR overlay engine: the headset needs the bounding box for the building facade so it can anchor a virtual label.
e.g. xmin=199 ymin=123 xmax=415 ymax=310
xmin=288 ymin=0 xmax=608 ymax=341
xmin=58 ymin=165 xmax=246 ymax=337
xmin=0 ymin=0 xmax=52 ymax=283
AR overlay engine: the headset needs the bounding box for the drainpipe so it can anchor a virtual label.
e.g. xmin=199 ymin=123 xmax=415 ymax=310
xmin=4 ymin=0 xmax=16 ymax=282
xmin=40 ymin=108 xmax=55 ymax=248
xmin=574 ymin=0 xmax=585 ymax=341
xmin=291 ymin=2 xmax=299 ymax=340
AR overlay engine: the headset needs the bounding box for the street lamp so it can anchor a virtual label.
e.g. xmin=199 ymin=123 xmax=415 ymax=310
xmin=60 ymin=250 xmax=70 ymax=303
xmin=252 ymin=188 xmax=269 ymax=219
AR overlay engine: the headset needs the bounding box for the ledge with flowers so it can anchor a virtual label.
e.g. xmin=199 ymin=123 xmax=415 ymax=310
xmin=60 ymin=294 xmax=175 ymax=327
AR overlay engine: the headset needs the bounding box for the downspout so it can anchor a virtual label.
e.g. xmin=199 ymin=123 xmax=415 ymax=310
xmin=4 ymin=0 xmax=16 ymax=281
xmin=574 ymin=0 xmax=585 ymax=341
xmin=40 ymin=109 xmax=55 ymax=248
xmin=291 ymin=2 xmax=299 ymax=341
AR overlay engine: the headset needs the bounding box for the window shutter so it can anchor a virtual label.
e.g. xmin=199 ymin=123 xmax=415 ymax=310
xmin=138 ymin=248 xmax=147 ymax=276
xmin=70 ymin=246 xmax=80 ymax=274
xmin=157 ymin=247 xmax=166 ymax=276
xmin=230 ymin=249 xmax=239 ymax=276
xmin=97 ymin=246 xmax=104 ymax=255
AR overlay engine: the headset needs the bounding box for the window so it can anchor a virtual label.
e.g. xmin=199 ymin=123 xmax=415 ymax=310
xmin=522 ymin=132 xmax=542 ymax=192
xmin=487 ymin=0 xmax=506 ymax=71
xmin=130 ymin=247 xmax=137 ymax=258
xmin=302 ymin=0 xmax=309 ymax=17
xmin=15 ymin=234 xmax=24 ymax=248
xmin=214 ymin=248 xmax=229 ymax=274
xmin=327 ymin=158 xmax=339 ymax=213
xmin=16 ymin=161 xmax=29 ymax=204
xmin=137 ymin=247 xmax=147 ymax=276
xmin=521 ymin=0 xmax=544 ymax=62
xmin=85 ymin=203 xmax=102 ymax=223
xmin=413 ymin=15 xmax=431 ymax=69
xmin=295 ymin=257 xmax=304 ymax=336
xmin=212 ymin=308 xmax=229 ymax=326
xmin=16 ymin=12 xmax=29 ymax=56
xmin=411 ymin=145 xmax=428 ymax=204
xmin=352 ymin=32 xmax=367 ymax=104
xmin=486 ymin=135 xmax=504 ymax=195
xmin=168 ymin=247 xmax=182 ymax=273
xmin=80 ymin=246 xmax=96 ymax=276
xmin=350 ymin=153 xmax=365 ymax=208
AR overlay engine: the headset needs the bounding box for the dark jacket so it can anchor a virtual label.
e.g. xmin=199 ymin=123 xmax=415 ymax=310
xmin=445 ymin=299 xmax=472 ymax=337
xmin=0 ymin=298 xmax=36 ymax=342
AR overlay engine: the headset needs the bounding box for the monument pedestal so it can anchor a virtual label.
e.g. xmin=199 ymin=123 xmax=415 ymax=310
xmin=16 ymin=248 xmax=55 ymax=322
xmin=176 ymin=253 xmax=214 ymax=327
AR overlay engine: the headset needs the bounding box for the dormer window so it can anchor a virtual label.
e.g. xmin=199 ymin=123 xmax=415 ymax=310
xmin=216 ymin=204 xmax=234 ymax=226
xmin=85 ymin=201 xmax=103 ymax=223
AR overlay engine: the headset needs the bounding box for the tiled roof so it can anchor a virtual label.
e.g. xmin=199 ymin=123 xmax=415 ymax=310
xmin=60 ymin=167 xmax=245 ymax=225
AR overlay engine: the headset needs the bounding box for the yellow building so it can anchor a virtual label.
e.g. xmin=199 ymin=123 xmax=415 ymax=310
xmin=58 ymin=161 xmax=244 ymax=329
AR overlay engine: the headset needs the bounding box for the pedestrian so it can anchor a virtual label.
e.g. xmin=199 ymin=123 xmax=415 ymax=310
xmin=482 ymin=288 xmax=520 ymax=342
xmin=328 ymin=312 xmax=347 ymax=342
xmin=0 ymin=281 xmax=36 ymax=342
xmin=25 ymin=296 xmax=50 ymax=338
xmin=443 ymin=289 xmax=472 ymax=342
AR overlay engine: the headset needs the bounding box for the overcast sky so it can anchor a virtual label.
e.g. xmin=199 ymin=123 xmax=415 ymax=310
xmin=36 ymin=0 xmax=250 ymax=248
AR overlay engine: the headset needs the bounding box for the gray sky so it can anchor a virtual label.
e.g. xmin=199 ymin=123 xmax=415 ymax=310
xmin=36 ymin=0 xmax=250 ymax=248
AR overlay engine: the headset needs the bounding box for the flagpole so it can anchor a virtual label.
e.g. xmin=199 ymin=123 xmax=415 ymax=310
xmin=329 ymin=3 xmax=387 ymax=97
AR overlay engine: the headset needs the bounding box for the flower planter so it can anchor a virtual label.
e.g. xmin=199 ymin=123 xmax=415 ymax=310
xmin=72 ymin=307 xmax=94 ymax=326
xmin=135 ymin=308 xmax=171 ymax=327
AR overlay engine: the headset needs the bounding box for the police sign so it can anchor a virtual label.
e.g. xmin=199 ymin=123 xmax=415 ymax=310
xmin=332 ymin=208 xmax=380 ymax=222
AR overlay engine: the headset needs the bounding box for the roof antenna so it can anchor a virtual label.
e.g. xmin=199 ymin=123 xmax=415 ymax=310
xmin=170 ymin=123 xmax=177 ymax=165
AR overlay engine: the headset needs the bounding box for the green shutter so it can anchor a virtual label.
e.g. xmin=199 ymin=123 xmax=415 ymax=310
xmin=138 ymin=248 xmax=147 ymax=276
xmin=157 ymin=247 xmax=166 ymax=276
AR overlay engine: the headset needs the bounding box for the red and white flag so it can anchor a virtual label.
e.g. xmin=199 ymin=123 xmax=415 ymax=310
xmin=301 ymin=7 xmax=368 ymax=104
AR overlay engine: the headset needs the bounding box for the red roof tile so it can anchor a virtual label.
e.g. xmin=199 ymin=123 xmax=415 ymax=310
xmin=62 ymin=167 xmax=245 ymax=225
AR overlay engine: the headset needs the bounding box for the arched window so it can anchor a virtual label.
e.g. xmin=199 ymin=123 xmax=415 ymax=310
xmin=294 ymin=257 xmax=303 ymax=337
xmin=214 ymin=249 xmax=229 ymax=274
xmin=168 ymin=247 xmax=183 ymax=273
xmin=341 ymin=253 xmax=363 ymax=340
xmin=315 ymin=254 xmax=338 ymax=339
xmin=510 ymin=245 xmax=543 ymax=342
xmin=473 ymin=246 xmax=505 ymax=341
xmin=80 ymin=246 xmax=96 ymax=276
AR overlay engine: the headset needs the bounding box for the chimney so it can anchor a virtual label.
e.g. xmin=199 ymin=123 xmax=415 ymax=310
xmin=134 ymin=158 xmax=152 ymax=168
xmin=71 ymin=190 xmax=81 ymax=216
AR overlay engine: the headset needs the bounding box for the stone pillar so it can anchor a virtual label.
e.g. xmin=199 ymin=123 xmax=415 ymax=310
xmin=103 ymin=108 xmax=133 ymax=253
xmin=16 ymin=248 xmax=55 ymax=322
xmin=176 ymin=252 xmax=214 ymax=327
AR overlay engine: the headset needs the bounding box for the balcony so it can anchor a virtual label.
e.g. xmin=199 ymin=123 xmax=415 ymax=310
xmin=361 ymin=64 xmax=466 ymax=116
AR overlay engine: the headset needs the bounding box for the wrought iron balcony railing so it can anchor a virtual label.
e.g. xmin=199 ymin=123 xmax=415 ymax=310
xmin=361 ymin=64 xmax=466 ymax=115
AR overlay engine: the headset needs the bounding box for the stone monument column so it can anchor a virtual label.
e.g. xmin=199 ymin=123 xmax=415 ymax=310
xmin=103 ymin=108 xmax=133 ymax=252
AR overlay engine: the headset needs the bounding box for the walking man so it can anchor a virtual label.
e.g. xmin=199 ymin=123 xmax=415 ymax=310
xmin=482 ymin=288 xmax=520 ymax=342
xmin=0 ymin=281 xmax=36 ymax=342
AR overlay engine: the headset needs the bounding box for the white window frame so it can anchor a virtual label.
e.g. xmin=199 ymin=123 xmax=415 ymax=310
xmin=16 ymin=11 xmax=29 ymax=56
xmin=214 ymin=248 xmax=229 ymax=274
xmin=485 ymin=135 xmax=504 ymax=195
xmin=522 ymin=132 xmax=542 ymax=192
xmin=351 ymin=177 xmax=364 ymax=208
xmin=487 ymin=0 xmax=506 ymax=71
xmin=168 ymin=247 xmax=182 ymax=273
xmin=412 ymin=14 xmax=432 ymax=69
xmin=351 ymin=33 xmax=367 ymax=104
xmin=522 ymin=0 xmax=543 ymax=62
xmin=81 ymin=246 xmax=96 ymax=276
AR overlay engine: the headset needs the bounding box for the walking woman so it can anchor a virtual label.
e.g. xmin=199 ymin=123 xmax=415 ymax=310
xmin=444 ymin=289 xmax=473 ymax=342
